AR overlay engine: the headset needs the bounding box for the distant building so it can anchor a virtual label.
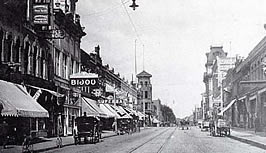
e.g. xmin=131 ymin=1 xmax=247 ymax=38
xmin=152 ymin=99 xmax=163 ymax=122
xmin=137 ymin=70 xmax=152 ymax=126
xmin=203 ymin=46 xmax=227 ymax=119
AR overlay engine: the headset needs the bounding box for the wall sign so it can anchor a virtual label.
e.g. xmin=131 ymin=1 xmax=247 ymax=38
xmin=32 ymin=3 xmax=50 ymax=26
xmin=70 ymin=78 xmax=98 ymax=87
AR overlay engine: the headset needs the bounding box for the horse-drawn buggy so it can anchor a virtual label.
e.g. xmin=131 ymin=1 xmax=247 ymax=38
xmin=74 ymin=116 xmax=102 ymax=144
xmin=180 ymin=120 xmax=190 ymax=130
xmin=210 ymin=118 xmax=230 ymax=136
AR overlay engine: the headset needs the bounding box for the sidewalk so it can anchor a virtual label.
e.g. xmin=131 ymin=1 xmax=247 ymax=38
xmin=0 ymin=130 xmax=117 ymax=153
xmin=229 ymin=127 xmax=266 ymax=150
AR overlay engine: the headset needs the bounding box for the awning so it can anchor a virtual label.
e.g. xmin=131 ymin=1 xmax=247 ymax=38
xmin=108 ymin=104 xmax=132 ymax=119
xmin=117 ymin=106 xmax=132 ymax=119
xmin=0 ymin=80 xmax=49 ymax=118
xmin=152 ymin=117 xmax=160 ymax=124
xmin=101 ymin=104 xmax=120 ymax=118
xmin=82 ymin=97 xmax=107 ymax=117
xmin=26 ymin=84 xmax=64 ymax=97
xmin=99 ymin=104 xmax=117 ymax=118
xmin=218 ymin=99 xmax=236 ymax=116
xmin=136 ymin=111 xmax=145 ymax=120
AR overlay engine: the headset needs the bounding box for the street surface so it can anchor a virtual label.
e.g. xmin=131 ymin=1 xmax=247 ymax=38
xmin=45 ymin=127 xmax=266 ymax=153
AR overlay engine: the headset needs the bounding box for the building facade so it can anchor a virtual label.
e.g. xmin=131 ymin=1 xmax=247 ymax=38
xmin=0 ymin=0 xmax=85 ymax=137
xmin=136 ymin=71 xmax=152 ymax=126
xmin=203 ymin=46 xmax=227 ymax=119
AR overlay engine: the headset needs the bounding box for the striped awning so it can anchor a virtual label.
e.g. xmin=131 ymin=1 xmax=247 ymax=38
xmin=0 ymin=80 xmax=49 ymax=118
xmin=81 ymin=97 xmax=108 ymax=118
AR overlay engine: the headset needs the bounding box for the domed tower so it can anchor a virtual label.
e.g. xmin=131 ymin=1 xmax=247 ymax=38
xmin=137 ymin=70 xmax=152 ymax=126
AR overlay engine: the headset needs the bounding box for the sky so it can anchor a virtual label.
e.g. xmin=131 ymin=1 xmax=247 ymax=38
xmin=77 ymin=0 xmax=266 ymax=118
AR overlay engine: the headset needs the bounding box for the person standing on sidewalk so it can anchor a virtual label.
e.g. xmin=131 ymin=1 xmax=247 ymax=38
xmin=254 ymin=115 xmax=260 ymax=133
xmin=1 ymin=120 xmax=9 ymax=149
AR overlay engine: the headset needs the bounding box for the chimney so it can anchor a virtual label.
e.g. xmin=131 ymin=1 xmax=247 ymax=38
xmin=95 ymin=45 xmax=100 ymax=56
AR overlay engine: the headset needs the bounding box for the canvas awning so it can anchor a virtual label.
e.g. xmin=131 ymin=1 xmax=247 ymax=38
xmin=99 ymin=104 xmax=118 ymax=118
xmin=136 ymin=111 xmax=145 ymax=120
xmin=218 ymin=99 xmax=237 ymax=116
xmin=152 ymin=118 xmax=160 ymax=124
xmin=0 ymin=80 xmax=49 ymax=118
xmin=117 ymin=106 xmax=132 ymax=119
xmin=81 ymin=97 xmax=107 ymax=117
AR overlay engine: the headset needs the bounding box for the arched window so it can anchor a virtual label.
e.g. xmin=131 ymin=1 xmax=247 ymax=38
xmin=12 ymin=36 xmax=20 ymax=63
xmin=24 ymin=40 xmax=30 ymax=74
xmin=0 ymin=28 xmax=3 ymax=64
xmin=40 ymin=48 xmax=45 ymax=78
xmin=32 ymin=45 xmax=38 ymax=76
xmin=37 ymin=48 xmax=42 ymax=77
xmin=3 ymin=32 xmax=12 ymax=62
xmin=43 ymin=50 xmax=48 ymax=79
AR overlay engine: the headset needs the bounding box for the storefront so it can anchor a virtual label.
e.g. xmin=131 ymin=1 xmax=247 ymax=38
xmin=0 ymin=80 xmax=49 ymax=143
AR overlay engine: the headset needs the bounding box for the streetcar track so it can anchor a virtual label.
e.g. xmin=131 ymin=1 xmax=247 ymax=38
xmin=157 ymin=127 xmax=177 ymax=153
xmin=128 ymin=127 xmax=176 ymax=153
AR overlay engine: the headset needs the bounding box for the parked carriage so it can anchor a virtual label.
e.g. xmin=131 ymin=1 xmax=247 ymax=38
xmin=74 ymin=116 xmax=102 ymax=144
xmin=117 ymin=118 xmax=132 ymax=135
xmin=210 ymin=119 xmax=230 ymax=136
xmin=180 ymin=120 xmax=190 ymax=130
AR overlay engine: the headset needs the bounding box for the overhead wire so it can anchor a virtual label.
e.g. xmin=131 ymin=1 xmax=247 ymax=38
xmin=82 ymin=0 xmax=130 ymax=18
xmin=120 ymin=0 xmax=144 ymax=46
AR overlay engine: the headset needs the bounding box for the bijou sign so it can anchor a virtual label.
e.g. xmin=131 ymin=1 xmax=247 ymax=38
xmin=69 ymin=72 xmax=98 ymax=87
xmin=70 ymin=78 xmax=98 ymax=87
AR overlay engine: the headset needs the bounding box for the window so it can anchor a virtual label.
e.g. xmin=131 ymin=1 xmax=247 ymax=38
xmin=24 ymin=42 xmax=30 ymax=74
xmin=0 ymin=29 xmax=3 ymax=63
xmin=12 ymin=37 xmax=20 ymax=63
xmin=62 ymin=54 xmax=67 ymax=78
xmin=145 ymin=102 xmax=148 ymax=110
xmin=145 ymin=81 xmax=148 ymax=86
xmin=3 ymin=33 xmax=12 ymax=62
xmin=145 ymin=91 xmax=148 ymax=99
xmin=55 ymin=49 xmax=60 ymax=76
xmin=33 ymin=46 xmax=38 ymax=76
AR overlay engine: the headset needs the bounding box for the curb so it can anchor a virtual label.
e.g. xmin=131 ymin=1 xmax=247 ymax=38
xmin=34 ymin=133 xmax=118 ymax=152
xmin=228 ymin=135 xmax=266 ymax=150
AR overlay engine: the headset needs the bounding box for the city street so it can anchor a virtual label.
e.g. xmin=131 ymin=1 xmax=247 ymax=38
xmin=43 ymin=127 xmax=266 ymax=153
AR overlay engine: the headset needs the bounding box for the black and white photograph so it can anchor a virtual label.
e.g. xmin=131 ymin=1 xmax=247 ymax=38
xmin=0 ymin=0 xmax=266 ymax=153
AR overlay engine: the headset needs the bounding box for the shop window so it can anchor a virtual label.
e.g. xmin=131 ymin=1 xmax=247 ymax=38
xmin=38 ymin=119 xmax=46 ymax=130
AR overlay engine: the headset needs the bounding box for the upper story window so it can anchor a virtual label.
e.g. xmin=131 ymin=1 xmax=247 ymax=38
xmin=55 ymin=49 xmax=60 ymax=76
xmin=145 ymin=81 xmax=148 ymax=86
xmin=145 ymin=91 xmax=148 ymax=99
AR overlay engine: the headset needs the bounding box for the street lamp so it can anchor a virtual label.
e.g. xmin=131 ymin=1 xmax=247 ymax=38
xmin=129 ymin=0 xmax=139 ymax=10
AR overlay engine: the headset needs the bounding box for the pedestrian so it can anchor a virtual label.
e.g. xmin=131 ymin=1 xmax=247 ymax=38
xmin=2 ymin=120 xmax=9 ymax=149
xmin=254 ymin=115 xmax=259 ymax=133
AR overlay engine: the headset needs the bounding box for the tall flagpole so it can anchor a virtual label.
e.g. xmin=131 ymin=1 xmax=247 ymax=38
xmin=143 ymin=44 xmax=145 ymax=71
xmin=135 ymin=39 xmax=137 ymax=78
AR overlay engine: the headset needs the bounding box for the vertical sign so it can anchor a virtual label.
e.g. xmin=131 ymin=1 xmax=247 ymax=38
xmin=32 ymin=0 xmax=50 ymax=26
